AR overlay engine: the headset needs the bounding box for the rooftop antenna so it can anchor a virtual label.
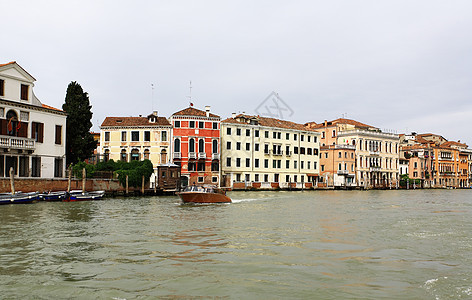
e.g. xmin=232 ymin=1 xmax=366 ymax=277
xmin=187 ymin=80 xmax=193 ymax=106
xmin=151 ymin=83 xmax=155 ymax=112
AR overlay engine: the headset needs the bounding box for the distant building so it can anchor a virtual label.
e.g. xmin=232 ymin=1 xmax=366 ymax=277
xmin=308 ymin=118 xmax=400 ymax=188
xmin=0 ymin=61 xmax=67 ymax=178
xmin=100 ymin=111 xmax=172 ymax=183
xmin=221 ymin=114 xmax=320 ymax=189
xmin=319 ymin=144 xmax=356 ymax=188
xmin=169 ymin=105 xmax=220 ymax=187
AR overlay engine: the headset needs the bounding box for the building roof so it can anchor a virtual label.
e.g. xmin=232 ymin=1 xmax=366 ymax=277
xmin=101 ymin=116 xmax=171 ymax=127
xmin=42 ymin=104 xmax=64 ymax=112
xmin=441 ymin=141 xmax=468 ymax=149
xmin=305 ymin=118 xmax=374 ymax=129
xmin=222 ymin=114 xmax=315 ymax=132
xmin=172 ymin=106 xmax=219 ymax=118
xmin=0 ymin=61 xmax=36 ymax=81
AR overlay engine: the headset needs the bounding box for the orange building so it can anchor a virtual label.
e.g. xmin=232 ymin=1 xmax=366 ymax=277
xmin=319 ymin=144 xmax=356 ymax=188
xmin=170 ymin=105 xmax=220 ymax=186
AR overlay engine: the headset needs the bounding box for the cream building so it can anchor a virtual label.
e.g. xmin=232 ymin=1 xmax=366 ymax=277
xmin=221 ymin=114 xmax=320 ymax=189
xmin=100 ymin=112 xmax=172 ymax=173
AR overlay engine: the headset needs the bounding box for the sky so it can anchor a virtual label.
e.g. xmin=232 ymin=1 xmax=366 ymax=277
xmin=3 ymin=0 xmax=472 ymax=145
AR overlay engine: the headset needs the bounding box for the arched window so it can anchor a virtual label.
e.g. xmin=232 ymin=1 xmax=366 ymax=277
xmin=6 ymin=110 xmax=19 ymax=136
xmin=189 ymin=138 xmax=195 ymax=153
xmin=120 ymin=149 xmax=127 ymax=162
xmin=161 ymin=149 xmax=167 ymax=163
xmin=174 ymin=138 xmax=181 ymax=153
xmin=199 ymin=139 xmax=204 ymax=153
xmin=144 ymin=149 xmax=150 ymax=160
xmin=212 ymin=140 xmax=218 ymax=154
xmin=131 ymin=148 xmax=140 ymax=161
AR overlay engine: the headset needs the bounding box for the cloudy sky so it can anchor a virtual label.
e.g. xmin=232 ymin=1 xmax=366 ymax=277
xmin=3 ymin=1 xmax=472 ymax=145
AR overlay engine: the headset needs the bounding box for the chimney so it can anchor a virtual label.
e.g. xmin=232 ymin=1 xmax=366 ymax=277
xmin=205 ymin=106 xmax=210 ymax=117
xmin=153 ymin=110 xmax=158 ymax=116
xmin=324 ymin=120 xmax=327 ymax=127
xmin=232 ymin=112 xmax=237 ymax=118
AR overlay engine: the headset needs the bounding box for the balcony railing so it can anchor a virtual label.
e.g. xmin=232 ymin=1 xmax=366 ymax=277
xmin=369 ymin=151 xmax=380 ymax=156
xmin=0 ymin=136 xmax=35 ymax=151
xmin=370 ymin=166 xmax=381 ymax=172
xmin=212 ymin=153 xmax=220 ymax=160
xmin=189 ymin=152 xmax=196 ymax=159
xmin=285 ymin=151 xmax=292 ymax=156
xmin=272 ymin=150 xmax=283 ymax=156
xmin=337 ymin=170 xmax=349 ymax=175
xmin=173 ymin=152 xmax=181 ymax=159
xmin=198 ymin=152 xmax=206 ymax=159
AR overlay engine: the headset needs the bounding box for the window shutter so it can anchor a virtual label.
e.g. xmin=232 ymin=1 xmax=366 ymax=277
xmin=0 ymin=119 xmax=6 ymax=135
xmin=38 ymin=123 xmax=44 ymax=143
xmin=18 ymin=122 xmax=28 ymax=138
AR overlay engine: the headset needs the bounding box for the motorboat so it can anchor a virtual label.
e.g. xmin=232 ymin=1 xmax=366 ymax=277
xmin=0 ymin=192 xmax=40 ymax=205
xmin=40 ymin=191 xmax=69 ymax=201
xmin=66 ymin=190 xmax=106 ymax=201
xmin=177 ymin=185 xmax=231 ymax=204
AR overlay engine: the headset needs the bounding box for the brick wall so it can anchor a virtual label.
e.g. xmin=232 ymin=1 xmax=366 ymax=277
xmin=0 ymin=178 xmax=127 ymax=193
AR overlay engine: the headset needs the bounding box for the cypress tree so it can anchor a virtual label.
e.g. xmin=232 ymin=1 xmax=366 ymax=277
xmin=62 ymin=81 xmax=97 ymax=165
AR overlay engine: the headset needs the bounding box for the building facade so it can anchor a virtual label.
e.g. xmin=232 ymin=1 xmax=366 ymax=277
xmin=100 ymin=112 xmax=172 ymax=184
xmin=319 ymin=144 xmax=356 ymax=188
xmin=169 ymin=106 xmax=220 ymax=186
xmin=0 ymin=61 xmax=67 ymax=179
xmin=221 ymin=114 xmax=320 ymax=189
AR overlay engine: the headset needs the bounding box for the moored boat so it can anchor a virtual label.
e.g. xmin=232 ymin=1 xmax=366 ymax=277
xmin=66 ymin=190 xmax=105 ymax=201
xmin=177 ymin=186 xmax=231 ymax=204
xmin=40 ymin=191 xmax=69 ymax=201
xmin=0 ymin=192 xmax=40 ymax=205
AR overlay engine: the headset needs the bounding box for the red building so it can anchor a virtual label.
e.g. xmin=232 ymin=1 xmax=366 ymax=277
xmin=170 ymin=105 xmax=220 ymax=186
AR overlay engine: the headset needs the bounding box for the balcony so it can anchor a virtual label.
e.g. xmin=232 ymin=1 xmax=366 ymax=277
xmin=286 ymin=151 xmax=292 ymax=157
xmin=198 ymin=152 xmax=206 ymax=159
xmin=173 ymin=152 xmax=181 ymax=159
xmin=370 ymin=166 xmax=381 ymax=172
xmin=0 ymin=136 xmax=35 ymax=151
xmin=188 ymin=152 xmax=196 ymax=159
xmin=272 ymin=150 xmax=283 ymax=156
xmin=369 ymin=151 xmax=380 ymax=156
xmin=212 ymin=153 xmax=220 ymax=160
xmin=337 ymin=170 xmax=349 ymax=175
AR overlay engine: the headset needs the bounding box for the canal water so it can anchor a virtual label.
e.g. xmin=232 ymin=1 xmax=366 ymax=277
xmin=1 ymin=190 xmax=471 ymax=299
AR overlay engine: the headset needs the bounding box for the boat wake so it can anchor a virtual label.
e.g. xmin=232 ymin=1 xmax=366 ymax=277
xmin=231 ymin=198 xmax=264 ymax=203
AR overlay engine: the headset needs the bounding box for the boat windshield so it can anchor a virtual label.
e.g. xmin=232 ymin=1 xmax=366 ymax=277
xmin=184 ymin=186 xmax=206 ymax=192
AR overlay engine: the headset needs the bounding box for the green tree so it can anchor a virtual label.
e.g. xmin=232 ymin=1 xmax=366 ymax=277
xmin=62 ymin=81 xmax=97 ymax=165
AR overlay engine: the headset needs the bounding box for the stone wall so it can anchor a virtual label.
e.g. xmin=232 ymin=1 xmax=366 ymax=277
xmin=0 ymin=178 xmax=127 ymax=193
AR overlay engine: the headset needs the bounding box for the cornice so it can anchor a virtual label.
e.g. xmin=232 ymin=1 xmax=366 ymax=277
xmin=0 ymin=98 xmax=67 ymax=116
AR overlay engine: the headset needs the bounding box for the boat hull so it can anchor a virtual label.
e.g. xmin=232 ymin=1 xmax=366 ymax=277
xmin=0 ymin=192 xmax=39 ymax=205
xmin=66 ymin=191 xmax=105 ymax=201
xmin=178 ymin=192 xmax=231 ymax=204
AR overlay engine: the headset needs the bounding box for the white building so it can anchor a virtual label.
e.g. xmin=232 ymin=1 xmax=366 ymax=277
xmin=0 ymin=61 xmax=67 ymax=178
xmin=221 ymin=114 xmax=320 ymax=189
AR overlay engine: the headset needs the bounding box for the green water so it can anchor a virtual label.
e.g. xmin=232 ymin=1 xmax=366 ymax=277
xmin=1 ymin=190 xmax=471 ymax=299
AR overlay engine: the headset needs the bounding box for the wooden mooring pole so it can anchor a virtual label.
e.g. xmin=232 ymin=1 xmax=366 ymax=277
xmin=82 ymin=168 xmax=86 ymax=192
xmin=10 ymin=167 xmax=15 ymax=195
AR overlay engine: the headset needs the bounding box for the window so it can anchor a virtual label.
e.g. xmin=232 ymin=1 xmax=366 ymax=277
xmin=212 ymin=161 xmax=219 ymax=171
xmin=264 ymin=174 xmax=269 ymax=182
xmin=246 ymin=143 xmax=250 ymax=151
xmin=55 ymin=125 xmax=62 ymax=144
xmin=121 ymin=149 xmax=127 ymax=162
xmin=264 ymin=159 xmax=269 ymax=168
xmin=131 ymin=131 xmax=139 ymax=141
xmin=273 ymin=132 xmax=277 ymax=139
xmin=314 ymin=136 xmax=317 ymax=143
xmin=188 ymin=162 xmax=196 ymax=171
xmin=332 ymin=130 xmax=336 ymax=137
xmin=325 ymin=152 xmax=328 ymax=158
xmin=278 ymin=132 xmax=281 ymax=139
xmin=174 ymin=138 xmax=181 ymax=153
xmin=212 ymin=140 xmax=218 ymax=153
xmin=286 ymin=133 xmax=290 ymax=140
xmin=144 ymin=131 xmax=151 ymax=142
xmin=198 ymin=176 xmax=204 ymax=183
xmin=308 ymin=161 xmax=311 ymax=169
xmin=226 ymin=141 xmax=231 ymax=150
xmin=255 ymin=159 xmax=259 ymax=168
xmin=19 ymin=156 xmax=28 ymax=177
xmin=246 ymin=158 xmax=250 ymax=167
xmin=199 ymin=121 xmax=204 ymax=129
xmin=32 ymin=157 xmax=41 ymax=177
xmin=190 ymin=121 xmax=195 ymax=128
xmin=0 ymin=79 xmax=4 ymax=96
xmin=236 ymin=142 xmax=241 ymax=150
xmin=212 ymin=176 xmax=218 ymax=183
xmin=198 ymin=139 xmax=204 ymax=152
xmin=308 ymin=136 xmax=311 ymax=142
xmin=255 ymin=143 xmax=260 ymax=151
xmin=321 ymin=165 xmax=325 ymax=172
xmin=286 ymin=160 xmax=290 ymax=168
xmin=265 ymin=131 xmax=269 ymax=138
xmin=307 ymin=148 xmax=312 ymax=155
xmin=264 ymin=144 xmax=269 ymax=154
xmin=294 ymin=161 xmax=298 ymax=169
xmin=301 ymin=135 xmax=304 ymax=142
xmin=227 ymin=127 xmax=231 ymax=135
xmin=255 ymin=174 xmax=259 ymax=182
xmin=294 ymin=134 xmax=297 ymax=141
xmin=144 ymin=149 xmax=150 ymax=160
xmin=338 ymin=152 xmax=342 ymax=158
xmin=236 ymin=158 xmax=241 ymax=167
xmin=189 ymin=138 xmax=195 ymax=153
xmin=54 ymin=158 xmax=63 ymax=177
xmin=300 ymin=147 xmax=305 ymax=155
xmin=104 ymin=131 xmax=110 ymax=141
xmin=236 ymin=174 xmax=241 ymax=182
xmin=31 ymin=122 xmax=44 ymax=143
xmin=226 ymin=157 xmax=231 ymax=167
xmin=246 ymin=129 xmax=250 ymax=136
xmin=213 ymin=122 xmax=218 ymax=129
xmin=255 ymin=130 xmax=259 ymax=137
xmin=197 ymin=161 xmax=205 ymax=171
xmin=174 ymin=120 xmax=180 ymax=128
xmin=294 ymin=147 xmax=299 ymax=154
xmin=301 ymin=161 xmax=304 ymax=169
xmin=121 ymin=131 xmax=127 ymax=141
xmin=322 ymin=132 xmax=325 ymax=139
xmin=236 ymin=128 xmax=241 ymax=136
xmin=273 ymin=160 xmax=277 ymax=168
xmin=161 ymin=131 xmax=167 ymax=141
xmin=131 ymin=149 xmax=140 ymax=160
xmin=20 ymin=84 xmax=29 ymax=100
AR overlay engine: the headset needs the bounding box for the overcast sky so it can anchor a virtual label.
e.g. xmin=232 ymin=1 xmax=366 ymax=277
xmin=3 ymin=1 xmax=472 ymax=145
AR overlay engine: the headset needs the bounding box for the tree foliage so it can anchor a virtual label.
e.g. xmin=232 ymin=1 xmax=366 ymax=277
xmin=62 ymin=81 xmax=97 ymax=165
xmin=71 ymin=159 xmax=154 ymax=188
